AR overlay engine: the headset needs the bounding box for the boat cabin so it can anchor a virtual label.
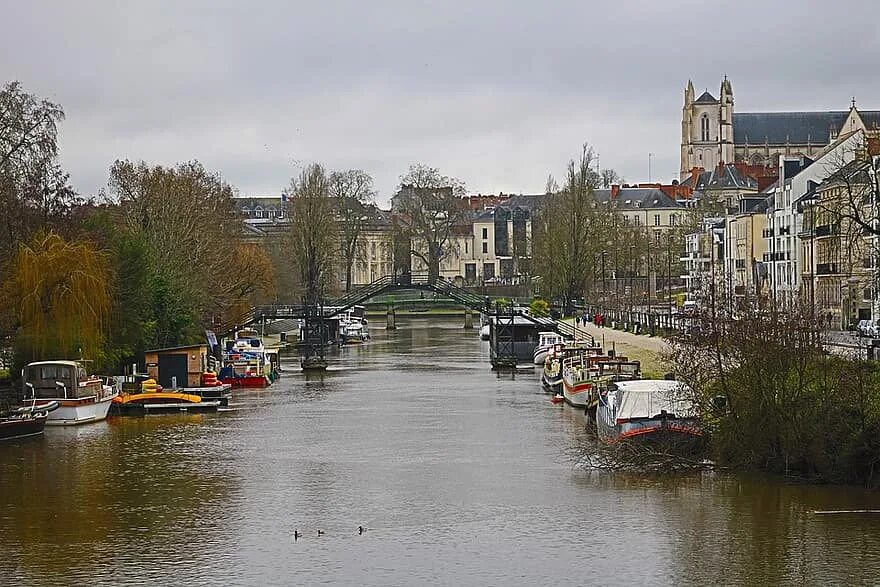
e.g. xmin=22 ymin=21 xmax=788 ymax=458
xmin=537 ymin=332 xmax=566 ymax=349
xmin=227 ymin=328 xmax=265 ymax=353
xmin=144 ymin=344 xmax=209 ymax=389
xmin=23 ymin=361 xmax=102 ymax=399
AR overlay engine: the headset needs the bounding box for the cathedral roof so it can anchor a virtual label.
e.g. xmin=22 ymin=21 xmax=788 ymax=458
xmin=732 ymin=111 xmax=880 ymax=145
xmin=694 ymin=91 xmax=718 ymax=104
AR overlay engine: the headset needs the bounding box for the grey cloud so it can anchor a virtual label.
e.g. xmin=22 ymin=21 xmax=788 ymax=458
xmin=3 ymin=0 xmax=879 ymax=203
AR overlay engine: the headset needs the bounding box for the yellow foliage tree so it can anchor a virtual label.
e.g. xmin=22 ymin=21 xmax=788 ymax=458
xmin=3 ymin=231 xmax=111 ymax=364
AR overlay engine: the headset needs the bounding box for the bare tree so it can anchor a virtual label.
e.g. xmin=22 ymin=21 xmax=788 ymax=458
xmin=0 ymin=81 xmax=63 ymax=171
xmin=329 ymin=169 xmax=375 ymax=291
xmin=109 ymin=159 xmax=263 ymax=326
xmin=532 ymin=143 xmax=616 ymax=312
xmin=286 ymin=163 xmax=338 ymax=304
xmin=0 ymin=81 xmax=73 ymax=261
xmin=601 ymin=168 xmax=624 ymax=189
xmin=393 ymin=164 xmax=469 ymax=282
xmin=545 ymin=173 xmax=559 ymax=195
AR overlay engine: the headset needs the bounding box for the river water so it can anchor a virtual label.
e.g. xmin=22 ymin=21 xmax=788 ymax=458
xmin=2 ymin=317 xmax=879 ymax=586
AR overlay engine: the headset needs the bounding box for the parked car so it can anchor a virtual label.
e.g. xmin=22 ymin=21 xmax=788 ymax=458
xmin=856 ymin=319 xmax=879 ymax=337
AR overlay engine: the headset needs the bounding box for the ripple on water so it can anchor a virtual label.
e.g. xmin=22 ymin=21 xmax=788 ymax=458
xmin=2 ymin=317 xmax=879 ymax=586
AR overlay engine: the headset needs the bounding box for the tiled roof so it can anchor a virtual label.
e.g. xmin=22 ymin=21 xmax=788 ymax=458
xmin=593 ymin=188 xmax=684 ymax=209
xmin=731 ymin=111 xmax=880 ymax=145
xmin=695 ymin=91 xmax=717 ymax=104
xmin=473 ymin=194 xmax=544 ymax=221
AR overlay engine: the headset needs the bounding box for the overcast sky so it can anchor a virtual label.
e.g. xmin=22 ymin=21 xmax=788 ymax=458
xmin=3 ymin=0 xmax=878 ymax=205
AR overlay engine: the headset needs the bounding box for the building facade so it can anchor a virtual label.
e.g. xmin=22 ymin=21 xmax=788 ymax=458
xmin=680 ymin=78 xmax=880 ymax=178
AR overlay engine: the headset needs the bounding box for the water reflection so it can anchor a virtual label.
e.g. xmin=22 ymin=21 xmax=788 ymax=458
xmin=1 ymin=317 xmax=879 ymax=586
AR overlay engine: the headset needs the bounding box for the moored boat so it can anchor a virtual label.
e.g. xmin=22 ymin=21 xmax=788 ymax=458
xmin=23 ymin=361 xmax=118 ymax=425
xmin=0 ymin=402 xmax=59 ymax=440
xmin=596 ymin=379 xmax=701 ymax=446
xmin=340 ymin=313 xmax=370 ymax=344
xmin=584 ymin=359 xmax=642 ymax=419
xmin=111 ymin=376 xmax=220 ymax=415
xmin=221 ymin=328 xmax=273 ymax=388
xmin=533 ymin=331 xmax=568 ymax=365
xmin=561 ymin=353 xmax=593 ymax=408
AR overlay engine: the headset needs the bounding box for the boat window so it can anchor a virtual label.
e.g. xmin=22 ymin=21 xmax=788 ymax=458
xmin=27 ymin=364 xmax=73 ymax=398
xmin=250 ymin=340 xmax=260 ymax=347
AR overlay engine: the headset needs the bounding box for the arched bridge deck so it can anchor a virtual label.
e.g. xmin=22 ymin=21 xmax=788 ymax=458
xmin=220 ymin=274 xmax=590 ymax=345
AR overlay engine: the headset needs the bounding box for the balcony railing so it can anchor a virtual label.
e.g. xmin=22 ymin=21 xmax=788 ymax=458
xmin=815 ymin=224 xmax=839 ymax=237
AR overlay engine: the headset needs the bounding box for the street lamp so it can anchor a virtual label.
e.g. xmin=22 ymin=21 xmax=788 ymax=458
xmin=601 ymin=250 xmax=608 ymax=308
xmin=629 ymin=244 xmax=636 ymax=313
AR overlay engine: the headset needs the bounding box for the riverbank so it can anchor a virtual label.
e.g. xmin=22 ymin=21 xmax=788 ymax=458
xmin=4 ymin=318 xmax=879 ymax=585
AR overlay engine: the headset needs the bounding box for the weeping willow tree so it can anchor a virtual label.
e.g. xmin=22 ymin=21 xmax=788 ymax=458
xmin=3 ymin=231 xmax=111 ymax=367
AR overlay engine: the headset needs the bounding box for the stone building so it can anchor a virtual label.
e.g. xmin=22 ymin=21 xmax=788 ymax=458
xmin=799 ymin=155 xmax=879 ymax=327
xmin=680 ymin=78 xmax=880 ymax=178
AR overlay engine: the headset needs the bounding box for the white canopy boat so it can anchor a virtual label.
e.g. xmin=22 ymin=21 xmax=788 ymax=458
xmin=596 ymin=379 xmax=702 ymax=445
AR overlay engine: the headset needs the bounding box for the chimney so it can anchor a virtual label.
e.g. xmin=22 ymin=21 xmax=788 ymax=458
xmin=690 ymin=166 xmax=702 ymax=188
xmin=611 ymin=184 xmax=620 ymax=199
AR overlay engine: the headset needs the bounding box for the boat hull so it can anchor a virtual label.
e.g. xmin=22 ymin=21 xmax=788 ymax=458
xmin=596 ymin=407 xmax=702 ymax=446
xmin=36 ymin=397 xmax=114 ymax=426
xmin=533 ymin=349 xmax=550 ymax=365
xmin=0 ymin=415 xmax=48 ymax=440
xmin=221 ymin=376 xmax=270 ymax=388
xmin=541 ymin=371 xmax=562 ymax=394
xmin=562 ymin=379 xmax=592 ymax=408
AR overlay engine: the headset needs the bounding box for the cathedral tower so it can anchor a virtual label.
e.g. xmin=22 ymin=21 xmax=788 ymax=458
xmin=679 ymin=78 xmax=731 ymax=178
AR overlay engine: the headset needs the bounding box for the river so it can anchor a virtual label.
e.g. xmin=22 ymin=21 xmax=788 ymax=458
xmin=2 ymin=317 xmax=879 ymax=586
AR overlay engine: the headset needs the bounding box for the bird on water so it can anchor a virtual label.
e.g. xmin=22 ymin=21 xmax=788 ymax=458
xmin=358 ymin=526 xmax=365 ymax=535
xmin=317 ymin=529 xmax=325 ymax=536
xmin=294 ymin=530 xmax=301 ymax=541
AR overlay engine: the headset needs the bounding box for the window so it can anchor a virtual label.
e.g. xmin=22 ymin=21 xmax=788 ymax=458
xmin=654 ymin=214 xmax=661 ymax=226
xmin=701 ymin=114 xmax=710 ymax=141
xmin=254 ymin=206 xmax=263 ymax=218
xmin=482 ymin=242 xmax=488 ymax=254
xmin=482 ymin=227 xmax=488 ymax=239
xmin=465 ymin=240 xmax=469 ymax=254
xmin=634 ymin=216 xmax=641 ymax=226
xmin=671 ymin=214 xmax=677 ymax=226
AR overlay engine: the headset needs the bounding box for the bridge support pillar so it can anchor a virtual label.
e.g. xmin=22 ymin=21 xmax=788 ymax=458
xmin=464 ymin=309 xmax=474 ymax=329
xmin=386 ymin=306 xmax=396 ymax=330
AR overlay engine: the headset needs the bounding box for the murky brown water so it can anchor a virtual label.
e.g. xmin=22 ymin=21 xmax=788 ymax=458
xmin=2 ymin=317 xmax=879 ymax=586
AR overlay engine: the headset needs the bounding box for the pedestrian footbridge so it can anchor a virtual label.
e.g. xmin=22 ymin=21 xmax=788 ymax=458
xmin=219 ymin=273 xmax=588 ymax=347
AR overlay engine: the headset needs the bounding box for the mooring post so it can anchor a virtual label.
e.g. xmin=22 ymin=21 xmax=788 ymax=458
xmin=386 ymin=305 xmax=396 ymax=330
xmin=464 ymin=308 xmax=474 ymax=329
